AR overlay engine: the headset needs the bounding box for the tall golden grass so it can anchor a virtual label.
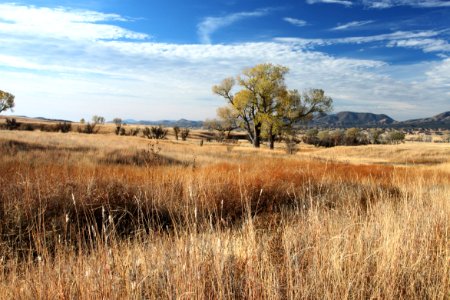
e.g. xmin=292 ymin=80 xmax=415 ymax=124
xmin=0 ymin=131 xmax=448 ymax=299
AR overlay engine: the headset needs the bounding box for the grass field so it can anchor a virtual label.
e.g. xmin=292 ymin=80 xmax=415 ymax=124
xmin=0 ymin=129 xmax=449 ymax=299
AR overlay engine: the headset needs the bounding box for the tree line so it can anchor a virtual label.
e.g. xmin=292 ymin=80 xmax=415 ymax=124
xmin=302 ymin=128 xmax=406 ymax=147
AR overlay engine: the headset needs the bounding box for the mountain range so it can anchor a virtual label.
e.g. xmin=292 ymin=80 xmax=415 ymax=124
xmin=309 ymin=111 xmax=450 ymax=128
xmin=5 ymin=111 xmax=449 ymax=129
xmin=121 ymin=111 xmax=450 ymax=129
xmin=122 ymin=118 xmax=203 ymax=128
xmin=311 ymin=111 xmax=395 ymax=127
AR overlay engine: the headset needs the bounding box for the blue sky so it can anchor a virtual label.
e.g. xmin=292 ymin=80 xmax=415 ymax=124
xmin=0 ymin=0 xmax=449 ymax=121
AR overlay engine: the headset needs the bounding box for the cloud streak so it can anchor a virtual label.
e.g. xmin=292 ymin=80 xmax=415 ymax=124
xmin=332 ymin=20 xmax=374 ymax=30
xmin=306 ymin=0 xmax=353 ymax=6
xmin=197 ymin=8 xmax=271 ymax=44
xmin=275 ymin=30 xmax=450 ymax=53
xmin=307 ymin=0 xmax=450 ymax=8
xmin=363 ymin=0 xmax=450 ymax=8
xmin=284 ymin=17 xmax=308 ymax=27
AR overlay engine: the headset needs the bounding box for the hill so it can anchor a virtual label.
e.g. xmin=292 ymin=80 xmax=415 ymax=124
xmin=399 ymin=111 xmax=450 ymax=128
xmin=122 ymin=118 xmax=203 ymax=128
xmin=311 ymin=111 xmax=396 ymax=127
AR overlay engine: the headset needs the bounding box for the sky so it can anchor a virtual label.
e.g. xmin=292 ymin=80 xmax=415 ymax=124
xmin=0 ymin=0 xmax=449 ymax=121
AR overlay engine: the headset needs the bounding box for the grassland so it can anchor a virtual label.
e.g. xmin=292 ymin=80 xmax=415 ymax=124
xmin=0 ymin=129 xmax=449 ymax=299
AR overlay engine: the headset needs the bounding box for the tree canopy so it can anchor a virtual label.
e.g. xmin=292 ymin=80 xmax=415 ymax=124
xmin=212 ymin=63 xmax=332 ymax=148
xmin=0 ymin=90 xmax=15 ymax=113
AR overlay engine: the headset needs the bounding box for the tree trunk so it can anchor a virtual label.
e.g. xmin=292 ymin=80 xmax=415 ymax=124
xmin=268 ymin=125 xmax=275 ymax=150
xmin=252 ymin=123 xmax=261 ymax=148
xmin=269 ymin=135 xmax=275 ymax=150
xmin=253 ymin=136 xmax=260 ymax=148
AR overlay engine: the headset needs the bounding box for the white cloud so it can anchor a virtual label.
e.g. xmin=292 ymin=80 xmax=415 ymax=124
xmin=306 ymin=0 xmax=353 ymax=6
xmin=0 ymin=4 xmax=449 ymax=121
xmin=425 ymin=58 xmax=450 ymax=90
xmin=275 ymin=30 xmax=450 ymax=53
xmin=197 ymin=8 xmax=271 ymax=44
xmin=332 ymin=20 xmax=374 ymax=30
xmin=307 ymin=0 xmax=450 ymax=8
xmin=284 ymin=17 xmax=308 ymax=27
xmin=0 ymin=4 xmax=148 ymax=41
xmin=387 ymin=38 xmax=450 ymax=53
xmin=363 ymin=0 xmax=450 ymax=8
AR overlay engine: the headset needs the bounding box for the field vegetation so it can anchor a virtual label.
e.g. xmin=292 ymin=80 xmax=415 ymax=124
xmin=0 ymin=129 xmax=448 ymax=299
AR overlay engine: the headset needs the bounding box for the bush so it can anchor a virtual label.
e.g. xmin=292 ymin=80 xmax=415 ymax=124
xmin=143 ymin=126 xmax=168 ymax=139
xmin=19 ymin=123 xmax=34 ymax=131
xmin=77 ymin=122 xmax=98 ymax=134
xmin=56 ymin=122 xmax=72 ymax=133
xmin=129 ymin=127 xmax=140 ymax=136
xmin=5 ymin=118 xmax=20 ymax=130
xmin=173 ymin=126 xmax=180 ymax=140
xmin=302 ymin=129 xmax=319 ymax=145
xmin=386 ymin=131 xmax=405 ymax=144
xmin=180 ymin=128 xmax=190 ymax=141
xmin=151 ymin=126 xmax=168 ymax=139
xmin=283 ymin=133 xmax=300 ymax=155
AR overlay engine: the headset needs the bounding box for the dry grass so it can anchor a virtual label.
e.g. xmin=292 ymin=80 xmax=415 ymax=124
xmin=0 ymin=130 xmax=449 ymax=299
xmin=305 ymin=142 xmax=450 ymax=166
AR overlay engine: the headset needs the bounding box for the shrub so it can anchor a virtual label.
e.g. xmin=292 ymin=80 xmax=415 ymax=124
xmin=5 ymin=118 xmax=20 ymax=130
xmin=302 ymin=129 xmax=319 ymax=146
xmin=180 ymin=128 xmax=190 ymax=141
xmin=77 ymin=122 xmax=98 ymax=134
xmin=283 ymin=133 xmax=300 ymax=155
xmin=173 ymin=126 xmax=180 ymax=140
xmin=129 ymin=127 xmax=140 ymax=136
xmin=368 ymin=128 xmax=384 ymax=144
xmin=151 ymin=126 xmax=168 ymax=139
xmin=143 ymin=126 xmax=168 ymax=139
xmin=386 ymin=131 xmax=405 ymax=144
xmin=19 ymin=123 xmax=34 ymax=131
xmin=444 ymin=134 xmax=450 ymax=143
xmin=56 ymin=122 xmax=72 ymax=133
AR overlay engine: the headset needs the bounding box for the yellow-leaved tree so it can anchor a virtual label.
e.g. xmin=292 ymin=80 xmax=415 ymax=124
xmin=212 ymin=63 xmax=333 ymax=149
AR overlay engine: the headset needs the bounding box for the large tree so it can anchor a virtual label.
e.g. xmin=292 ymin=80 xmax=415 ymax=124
xmin=213 ymin=63 xmax=332 ymax=149
xmin=0 ymin=90 xmax=15 ymax=113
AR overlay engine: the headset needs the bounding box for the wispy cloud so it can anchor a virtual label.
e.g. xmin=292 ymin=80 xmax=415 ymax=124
xmin=306 ymin=0 xmax=353 ymax=6
xmin=332 ymin=20 xmax=374 ymax=31
xmin=284 ymin=17 xmax=308 ymax=27
xmin=197 ymin=8 xmax=271 ymax=44
xmin=275 ymin=30 xmax=449 ymax=53
xmin=364 ymin=0 xmax=450 ymax=8
xmin=387 ymin=38 xmax=450 ymax=53
xmin=308 ymin=0 xmax=450 ymax=8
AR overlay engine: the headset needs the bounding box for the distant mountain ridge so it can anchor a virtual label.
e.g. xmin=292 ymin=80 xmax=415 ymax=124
xmin=122 ymin=118 xmax=203 ymax=128
xmin=4 ymin=111 xmax=450 ymax=129
xmin=311 ymin=111 xmax=395 ymax=127
xmin=399 ymin=111 xmax=450 ymax=127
